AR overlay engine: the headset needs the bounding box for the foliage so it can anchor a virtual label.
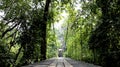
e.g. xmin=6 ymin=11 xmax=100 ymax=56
xmin=0 ymin=0 xmax=120 ymax=67
xmin=63 ymin=0 xmax=120 ymax=67
xmin=47 ymin=26 xmax=58 ymax=58
xmin=88 ymin=0 xmax=120 ymax=67
xmin=63 ymin=0 xmax=98 ymax=62
xmin=0 ymin=0 xmax=52 ymax=66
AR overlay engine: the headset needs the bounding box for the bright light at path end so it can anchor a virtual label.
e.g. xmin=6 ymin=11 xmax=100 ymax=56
xmin=54 ymin=11 xmax=69 ymax=29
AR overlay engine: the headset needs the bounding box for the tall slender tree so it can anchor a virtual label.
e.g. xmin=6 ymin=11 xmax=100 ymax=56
xmin=40 ymin=0 xmax=51 ymax=60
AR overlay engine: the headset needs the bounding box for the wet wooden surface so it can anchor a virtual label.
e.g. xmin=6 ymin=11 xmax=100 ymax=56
xmin=22 ymin=57 xmax=101 ymax=67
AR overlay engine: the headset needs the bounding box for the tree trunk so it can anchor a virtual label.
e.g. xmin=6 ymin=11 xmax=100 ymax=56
xmin=40 ymin=0 xmax=51 ymax=60
xmin=65 ymin=22 xmax=69 ymax=50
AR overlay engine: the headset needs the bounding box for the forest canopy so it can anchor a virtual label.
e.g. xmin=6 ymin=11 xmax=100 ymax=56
xmin=0 ymin=0 xmax=120 ymax=67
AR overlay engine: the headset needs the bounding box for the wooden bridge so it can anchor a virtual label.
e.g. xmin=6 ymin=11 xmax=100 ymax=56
xmin=22 ymin=57 xmax=101 ymax=67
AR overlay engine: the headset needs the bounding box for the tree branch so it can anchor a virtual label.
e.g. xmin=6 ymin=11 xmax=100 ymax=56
xmin=1 ymin=22 xmax=19 ymax=38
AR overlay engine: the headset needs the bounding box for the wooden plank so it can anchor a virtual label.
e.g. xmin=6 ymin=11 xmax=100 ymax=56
xmin=56 ymin=62 xmax=64 ymax=67
xmin=48 ymin=57 xmax=73 ymax=67
xmin=48 ymin=60 xmax=57 ymax=67
xmin=63 ymin=59 xmax=73 ymax=67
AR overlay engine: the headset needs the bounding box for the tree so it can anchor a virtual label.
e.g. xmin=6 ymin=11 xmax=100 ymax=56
xmin=40 ymin=0 xmax=51 ymax=60
xmin=0 ymin=0 xmax=52 ymax=66
xmin=88 ymin=0 xmax=120 ymax=66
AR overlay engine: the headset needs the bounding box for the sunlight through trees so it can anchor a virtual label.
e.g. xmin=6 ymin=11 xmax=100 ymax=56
xmin=0 ymin=0 xmax=120 ymax=67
